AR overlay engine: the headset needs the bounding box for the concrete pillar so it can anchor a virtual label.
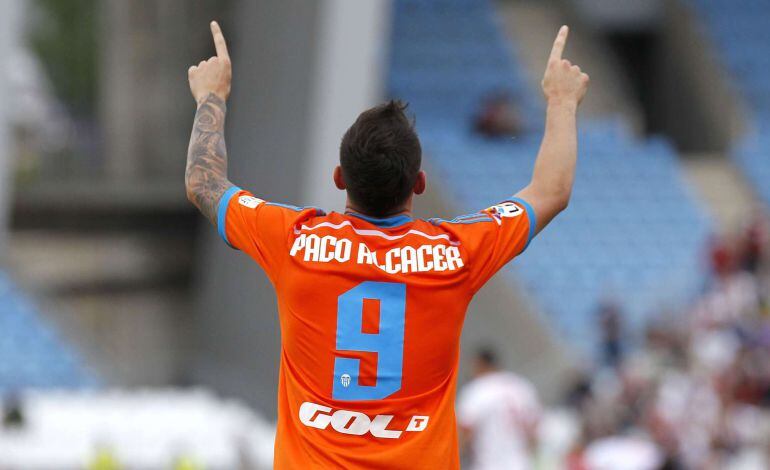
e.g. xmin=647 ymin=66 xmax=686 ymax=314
xmin=0 ymin=0 xmax=23 ymax=255
xmin=100 ymin=0 xmax=139 ymax=180
xmin=303 ymin=0 xmax=391 ymax=209
xmin=100 ymin=0 xmax=215 ymax=181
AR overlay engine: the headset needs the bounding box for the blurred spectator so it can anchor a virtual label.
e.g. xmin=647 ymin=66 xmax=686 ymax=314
xmin=458 ymin=348 xmax=541 ymax=470
xmin=565 ymin=439 xmax=589 ymax=470
xmin=557 ymin=212 xmax=770 ymax=469
xmin=565 ymin=370 xmax=593 ymax=410
xmin=472 ymin=91 xmax=523 ymax=138
xmin=709 ymin=233 xmax=735 ymax=279
xmin=2 ymin=393 xmax=24 ymax=430
xmin=598 ymin=298 xmax=624 ymax=368
xmin=739 ymin=210 xmax=768 ymax=274
xmin=584 ymin=435 xmax=662 ymax=470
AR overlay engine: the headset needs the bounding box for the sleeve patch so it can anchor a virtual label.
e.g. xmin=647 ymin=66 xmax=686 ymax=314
xmin=485 ymin=201 xmax=524 ymax=224
xmin=238 ymin=195 xmax=264 ymax=209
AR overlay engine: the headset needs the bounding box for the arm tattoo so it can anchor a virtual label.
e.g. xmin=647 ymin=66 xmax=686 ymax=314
xmin=186 ymin=93 xmax=233 ymax=225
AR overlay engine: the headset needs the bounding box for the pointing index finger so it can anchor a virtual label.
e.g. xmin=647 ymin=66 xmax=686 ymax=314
xmin=549 ymin=25 xmax=569 ymax=62
xmin=211 ymin=21 xmax=230 ymax=60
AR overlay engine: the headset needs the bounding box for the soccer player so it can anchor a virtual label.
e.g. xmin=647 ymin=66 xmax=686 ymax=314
xmin=186 ymin=21 xmax=588 ymax=469
xmin=458 ymin=348 xmax=541 ymax=470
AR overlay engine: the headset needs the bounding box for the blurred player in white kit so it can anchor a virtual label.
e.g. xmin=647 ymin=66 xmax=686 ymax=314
xmin=458 ymin=348 xmax=542 ymax=470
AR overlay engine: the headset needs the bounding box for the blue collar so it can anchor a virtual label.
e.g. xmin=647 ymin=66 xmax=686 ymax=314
xmin=346 ymin=212 xmax=413 ymax=228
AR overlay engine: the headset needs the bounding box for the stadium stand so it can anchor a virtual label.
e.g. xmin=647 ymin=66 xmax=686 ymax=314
xmin=0 ymin=272 xmax=95 ymax=393
xmin=389 ymin=0 xmax=712 ymax=353
xmin=688 ymin=0 xmax=770 ymax=209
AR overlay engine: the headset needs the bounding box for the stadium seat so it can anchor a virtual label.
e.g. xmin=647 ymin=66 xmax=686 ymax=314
xmin=688 ymin=0 xmax=770 ymax=209
xmin=0 ymin=272 xmax=96 ymax=394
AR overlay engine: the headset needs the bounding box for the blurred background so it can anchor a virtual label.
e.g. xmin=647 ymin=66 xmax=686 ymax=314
xmin=0 ymin=0 xmax=768 ymax=468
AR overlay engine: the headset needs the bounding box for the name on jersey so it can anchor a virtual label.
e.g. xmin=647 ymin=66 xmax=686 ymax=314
xmin=290 ymin=234 xmax=464 ymax=274
xmin=299 ymin=401 xmax=429 ymax=439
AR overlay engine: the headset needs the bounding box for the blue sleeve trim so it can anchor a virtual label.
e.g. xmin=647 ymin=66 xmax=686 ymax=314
xmin=217 ymin=186 xmax=242 ymax=249
xmin=508 ymin=196 xmax=537 ymax=251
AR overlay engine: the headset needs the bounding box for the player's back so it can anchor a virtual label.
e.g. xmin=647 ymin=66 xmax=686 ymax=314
xmin=278 ymin=211 xmax=473 ymax=468
xmin=217 ymin=188 xmax=536 ymax=469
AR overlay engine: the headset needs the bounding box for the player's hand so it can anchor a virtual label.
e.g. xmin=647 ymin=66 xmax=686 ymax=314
xmin=188 ymin=21 xmax=232 ymax=106
xmin=541 ymin=26 xmax=589 ymax=107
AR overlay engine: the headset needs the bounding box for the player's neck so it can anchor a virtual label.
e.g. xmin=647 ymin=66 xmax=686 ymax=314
xmin=475 ymin=366 xmax=498 ymax=378
xmin=344 ymin=201 xmax=413 ymax=220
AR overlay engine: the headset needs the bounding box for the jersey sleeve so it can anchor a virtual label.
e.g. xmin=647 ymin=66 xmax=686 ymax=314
xmin=450 ymin=197 xmax=536 ymax=292
xmin=216 ymin=186 xmax=319 ymax=281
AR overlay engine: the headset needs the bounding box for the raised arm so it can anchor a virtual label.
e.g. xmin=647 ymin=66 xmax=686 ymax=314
xmin=185 ymin=21 xmax=234 ymax=225
xmin=515 ymin=26 xmax=589 ymax=234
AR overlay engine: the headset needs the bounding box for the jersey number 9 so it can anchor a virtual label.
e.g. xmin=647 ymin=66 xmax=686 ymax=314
xmin=333 ymin=282 xmax=406 ymax=401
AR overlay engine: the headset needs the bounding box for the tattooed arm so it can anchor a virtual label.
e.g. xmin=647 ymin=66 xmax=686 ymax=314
xmin=185 ymin=21 xmax=234 ymax=225
xmin=186 ymin=94 xmax=232 ymax=224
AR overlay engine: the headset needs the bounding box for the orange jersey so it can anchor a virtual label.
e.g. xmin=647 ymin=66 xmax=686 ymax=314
xmin=218 ymin=187 xmax=536 ymax=469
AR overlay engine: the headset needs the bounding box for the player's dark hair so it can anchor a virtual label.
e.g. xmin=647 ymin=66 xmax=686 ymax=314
xmin=477 ymin=347 xmax=498 ymax=367
xmin=340 ymin=100 xmax=422 ymax=217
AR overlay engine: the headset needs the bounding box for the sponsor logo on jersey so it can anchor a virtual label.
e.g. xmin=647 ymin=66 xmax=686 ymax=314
xmin=299 ymin=401 xmax=429 ymax=439
xmin=238 ymin=195 xmax=264 ymax=209
xmin=486 ymin=202 xmax=523 ymax=224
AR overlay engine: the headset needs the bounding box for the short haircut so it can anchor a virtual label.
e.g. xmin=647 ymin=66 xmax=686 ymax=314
xmin=339 ymin=100 xmax=422 ymax=217
xmin=477 ymin=347 xmax=498 ymax=367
